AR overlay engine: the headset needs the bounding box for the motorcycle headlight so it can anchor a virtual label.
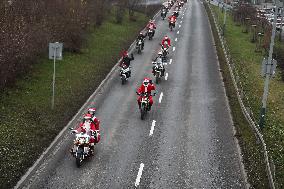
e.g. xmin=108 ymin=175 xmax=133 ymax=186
xmin=79 ymin=138 xmax=85 ymax=144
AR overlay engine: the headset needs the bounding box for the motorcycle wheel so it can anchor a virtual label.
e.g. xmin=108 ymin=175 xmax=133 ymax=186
xmin=138 ymin=46 xmax=141 ymax=54
xmin=170 ymin=25 xmax=173 ymax=31
xmin=156 ymin=74 xmax=159 ymax=84
xmin=121 ymin=75 xmax=126 ymax=85
xmin=140 ymin=105 xmax=146 ymax=120
xmin=76 ymin=147 xmax=84 ymax=168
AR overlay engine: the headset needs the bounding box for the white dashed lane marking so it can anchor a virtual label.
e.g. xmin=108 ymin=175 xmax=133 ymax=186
xmin=149 ymin=120 xmax=157 ymax=136
xmin=158 ymin=92 xmax=163 ymax=103
xmin=135 ymin=163 xmax=144 ymax=187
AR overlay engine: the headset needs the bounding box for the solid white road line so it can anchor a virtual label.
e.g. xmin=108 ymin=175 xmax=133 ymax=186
xmin=169 ymin=59 xmax=173 ymax=64
xmin=165 ymin=73 xmax=168 ymax=80
xmin=175 ymin=38 xmax=178 ymax=42
xmin=135 ymin=163 xmax=145 ymax=187
xmin=159 ymin=92 xmax=163 ymax=103
xmin=173 ymin=47 xmax=176 ymax=51
xmin=177 ymin=31 xmax=180 ymax=34
xmin=149 ymin=120 xmax=157 ymax=136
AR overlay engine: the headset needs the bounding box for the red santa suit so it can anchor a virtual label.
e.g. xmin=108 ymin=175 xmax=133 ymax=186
xmin=76 ymin=121 xmax=96 ymax=145
xmin=146 ymin=22 xmax=157 ymax=30
xmin=137 ymin=81 xmax=156 ymax=107
xmin=161 ymin=37 xmax=171 ymax=48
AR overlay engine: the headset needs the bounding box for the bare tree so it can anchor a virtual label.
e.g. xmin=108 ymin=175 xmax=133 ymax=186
xmin=0 ymin=0 xmax=109 ymax=90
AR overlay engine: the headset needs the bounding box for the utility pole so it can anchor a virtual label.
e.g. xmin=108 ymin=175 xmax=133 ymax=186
xmin=259 ymin=1 xmax=281 ymax=129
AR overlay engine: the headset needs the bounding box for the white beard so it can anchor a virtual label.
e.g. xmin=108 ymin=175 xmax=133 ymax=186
xmin=83 ymin=122 xmax=91 ymax=132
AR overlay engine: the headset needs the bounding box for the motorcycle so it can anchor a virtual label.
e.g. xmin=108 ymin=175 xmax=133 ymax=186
xmin=161 ymin=10 xmax=167 ymax=20
xmin=161 ymin=43 xmax=169 ymax=58
xmin=137 ymin=92 xmax=156 ymax=120
xmin=70 ymin=129 xmax=94 ymax=167
xmin=136 ymin=39 xmax=143 ymax=54
xmin=152 ymin=58 xmax=165 ymax=84
xmin=173 ymin=10 xmax=179 ymax=17
xmin=120 ymin=64 xmax=131 ymax=85
xmin=169 ymin=20 xmax=175 ymax=31
xmin=147 ymin=29 xmax=154 ymax=40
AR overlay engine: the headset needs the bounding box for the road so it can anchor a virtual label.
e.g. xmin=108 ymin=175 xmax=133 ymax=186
xmin=18 ymin=0 xmax=246 ymax=188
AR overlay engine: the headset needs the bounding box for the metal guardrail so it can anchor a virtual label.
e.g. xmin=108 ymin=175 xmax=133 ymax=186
xmin=206 ymin=2 xmax=276 ymax=189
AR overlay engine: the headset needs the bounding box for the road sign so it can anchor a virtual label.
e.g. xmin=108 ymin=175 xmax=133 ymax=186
xmin=49 ymin=42 xmax=63 ymax=110
xmin=261 ymin=57 xmax=277 ymax=77
xmin=49 ymin=42 xmax=63 ymax=60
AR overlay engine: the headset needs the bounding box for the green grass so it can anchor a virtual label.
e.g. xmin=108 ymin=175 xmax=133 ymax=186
xmin=0 ymin=10 xmax=149 ymax=188
xmin=209 ymin=4 xmax=284 ymax=188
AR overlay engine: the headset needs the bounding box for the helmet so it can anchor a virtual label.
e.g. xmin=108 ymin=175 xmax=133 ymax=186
xmin=139 ymin=32 xmax=143 ymax=35
xmin=143 ymin=78 xmax=150 ymax=86
xmin=150 ymin=19 xmax=154 ymax=23
xmin=164 ymin=36 xmax=168 ymax=40
xmin=123 ymin=50 xmax=128 ymax=57
xmin=87 ymin=108 xmax=96 ymax=115
xmin=83 ymin=114 xmax=92 ymax=122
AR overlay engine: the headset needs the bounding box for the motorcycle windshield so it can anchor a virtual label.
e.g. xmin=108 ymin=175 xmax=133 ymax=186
xmin=156 ymin=58 xmax=163 ymax=64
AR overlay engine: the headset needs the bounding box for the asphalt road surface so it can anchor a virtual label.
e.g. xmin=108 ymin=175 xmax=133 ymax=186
xmin=19 ymin=0 xmax=247 ymax=188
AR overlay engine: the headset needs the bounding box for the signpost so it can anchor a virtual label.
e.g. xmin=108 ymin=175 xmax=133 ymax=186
xmin=49 ymin=42 xmax=63 ymax=110
xmin=259 ymin=1 xmax=282 ymax=129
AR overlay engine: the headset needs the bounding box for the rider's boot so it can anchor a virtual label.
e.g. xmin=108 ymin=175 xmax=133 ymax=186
xmin=148 ymin=104 xmax=152 ymax=111
xmin=162 ymin=69 xmax=165 ymax=77
xmin=90 ymin=144 xmax=95 ymax=155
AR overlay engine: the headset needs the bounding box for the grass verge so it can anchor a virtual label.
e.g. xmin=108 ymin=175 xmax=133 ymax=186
xmin=204 ymin=2 xmax=270 ymax=188
xmin=0 ymin=10 xmax=149 ymax=188
xmin=209 ymin=5 xmax=284 ymax=187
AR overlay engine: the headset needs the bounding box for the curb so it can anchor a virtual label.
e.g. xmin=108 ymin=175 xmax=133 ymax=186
xmin=14 ymin=9 xmax=161 ymax=189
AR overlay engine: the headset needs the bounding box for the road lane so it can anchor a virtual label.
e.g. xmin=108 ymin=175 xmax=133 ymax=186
xmin=19 ymin=1 xmax=246 ymax=188
xmin=138 ymin=0 xmax=246 ymax=188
